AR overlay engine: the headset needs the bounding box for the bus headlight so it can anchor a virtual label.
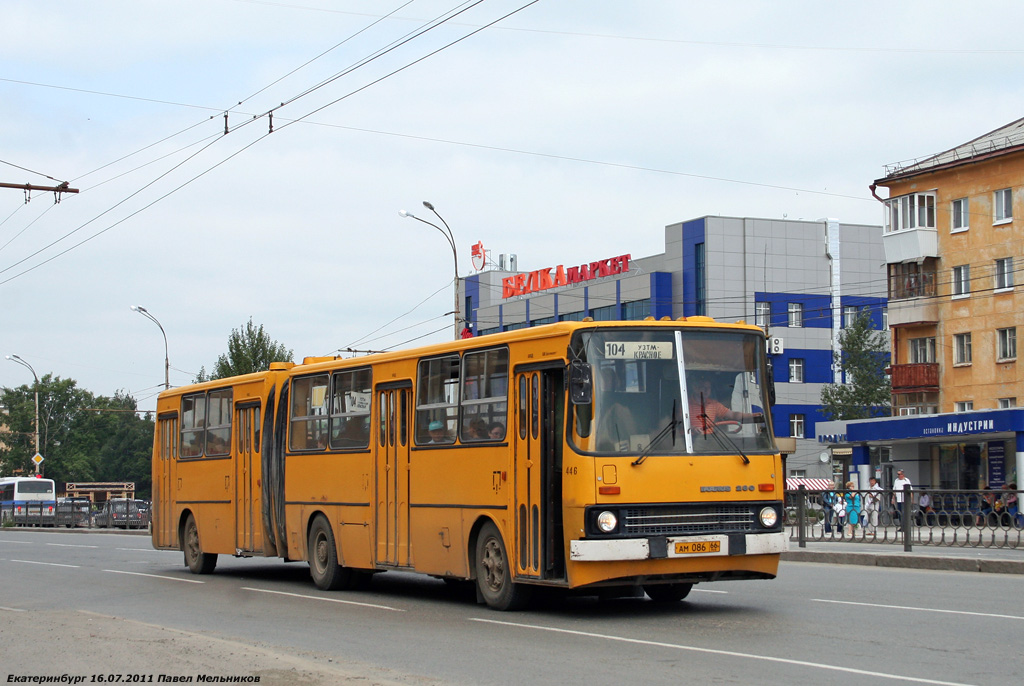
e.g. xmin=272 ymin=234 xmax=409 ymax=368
xmin=596 ymin=511 xmax=618 ymax=533
xmin=759 ymin=507 xmax=778 ymax=528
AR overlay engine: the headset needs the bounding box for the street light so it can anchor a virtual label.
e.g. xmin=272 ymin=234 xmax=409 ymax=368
xmin=6 ymin=354 xmax=40 ymax=475
xmin=131 ymin=305 xmax=170 ymax=390
xmin=399 ymin=201 xmax=461 ymax=339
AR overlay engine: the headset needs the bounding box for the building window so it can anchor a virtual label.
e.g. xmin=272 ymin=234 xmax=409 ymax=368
xmin=790 ymin=469 xmax=807 ymax=478
xmin=999 ymin=397 xmax=1017 ymax=408
xmin=882 ymin=308 xmax=888 ymax=330
xmin=755 ymin=301 xmax=771 ymax=328
xmin=995 ymin=257 xmax=1014 ymax=290
xmin=952 ymin=265 xmax=971 ymax=297
xmin=695 ymin=242 xmax=706 ymax=316
xmin=531 ymin=316 xmax=556 ymax=326
xmin=789 ymin=414 xmax=805 ymax=439
xmin=590 ymin=304 xmax=620 ymax=321
xmin=954 ymin=401 xmax=974 ymax=412
xmin=997 ymin=327 xmax=1017 ymax=361
xmin=884 ymin=192 xmax=936 ymax=233
xmin=951 ymin=197 xmax=969 ymax=232
xmin=789 ymin=358 xmax=805 ymax=383
xmin=558 ymin=311 xmax=586 ymax=322
xmin=788 ymin=302 xmax=803 ymax=328
xmin=622 ymin=299 xmax=651 ymax=320
xmin=909 ymin=337 xmax=936 ymax=364
xmin=953 ymin=332 xmax=972 ymax=366
xmin=994 ymin=188 xmax=1013 ymax=223
xmin=843 ymin=305 xmax=859 ymax=328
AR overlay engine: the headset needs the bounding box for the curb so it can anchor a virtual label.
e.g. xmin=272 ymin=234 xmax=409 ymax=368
xmin=782 ymin=550 xmax=1024 ymax=574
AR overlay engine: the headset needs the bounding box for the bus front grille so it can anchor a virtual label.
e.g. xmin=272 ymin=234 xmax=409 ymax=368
xmin=622 ymin=505 xmax=756 ymax=535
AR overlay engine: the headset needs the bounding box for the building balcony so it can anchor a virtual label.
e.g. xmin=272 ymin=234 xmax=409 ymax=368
xmin=890 ymin=363 xmax=940 ymax=392
xmin=883 ymin=227 xmax=938 ymax=263
xmin=887 ymin=272 xmax=938 ymax=326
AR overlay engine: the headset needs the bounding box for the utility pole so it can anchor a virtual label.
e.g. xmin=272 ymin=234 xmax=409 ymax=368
xmin=0 ymin=181 xmax=79 ymax=202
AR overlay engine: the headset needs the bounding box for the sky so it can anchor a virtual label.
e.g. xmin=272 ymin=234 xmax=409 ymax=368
xmin=3 ymin=0 xmax=1024 ymax=412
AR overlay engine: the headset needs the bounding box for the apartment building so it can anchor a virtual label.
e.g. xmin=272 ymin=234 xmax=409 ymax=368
xmin=817 ymin=118 xmax=1024 ymax=490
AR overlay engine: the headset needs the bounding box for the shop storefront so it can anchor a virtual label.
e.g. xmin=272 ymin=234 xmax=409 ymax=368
xmin=816 ymin=409 xmax=1024 ymax=491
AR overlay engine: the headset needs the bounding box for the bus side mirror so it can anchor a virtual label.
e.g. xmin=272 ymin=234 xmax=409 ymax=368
xmin=569 ymin=360 xmax=593 ymax=405
xmin=766 ymin=359 xmax=776 ymax=407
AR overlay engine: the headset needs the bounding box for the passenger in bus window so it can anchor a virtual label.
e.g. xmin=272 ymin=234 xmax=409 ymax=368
xmin=428 ymin=420 xmax=451 ymax=444
xmin=466 ymin=418 xmax=488 ymax=440
xmin=488 ymin=422 xmax=506 ymax=440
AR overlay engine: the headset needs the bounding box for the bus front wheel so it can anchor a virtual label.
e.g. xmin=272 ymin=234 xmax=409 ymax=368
xmin=643 ymin=582 xmax=693 ymax=602
xmin=475 ymin=522 xmax=531 ymax=611
xmin=183 ymin=513 xmax=217 ymax=574
xmin=308 ymin=515 xmax=354 ymax=591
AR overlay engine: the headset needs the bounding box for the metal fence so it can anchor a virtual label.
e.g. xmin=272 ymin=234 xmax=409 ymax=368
xmin=0 ymin=501 xmax=57 ymax=527
xmin=785 ymin=487 xmax=1023 ymax=550
xmin=2 ymin=501 xmax=150 ymax=530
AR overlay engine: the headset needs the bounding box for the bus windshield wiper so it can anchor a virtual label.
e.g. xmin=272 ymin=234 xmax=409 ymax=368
xmin=632 ymin=400 xmax=678 ymax=466
xmin=695 ymin=399 xmax=750 ymax=465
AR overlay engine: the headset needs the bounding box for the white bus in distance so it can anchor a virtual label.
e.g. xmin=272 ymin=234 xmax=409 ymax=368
xmin=0 ymin=476 xmax=57 ymax=526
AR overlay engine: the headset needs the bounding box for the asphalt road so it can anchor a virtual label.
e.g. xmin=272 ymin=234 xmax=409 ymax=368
xmin=1 ymin=529 xmax=1020 ymax=686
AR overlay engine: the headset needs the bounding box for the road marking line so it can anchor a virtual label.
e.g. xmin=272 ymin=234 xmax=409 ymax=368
xmin=0 ymin=539 xmax=34 ymax=544
xmin=116 ymin=548 xmax=161 ymax=552
xmin=0 ymin=606 xmax=27 ymax=612
xmin=468 ymin=618 xmax=977 ymax=686
xmin=103 ymin=570 xmax=205 ymax=583
xmin=812 ymin=598 xmax=1024 ymax=621
xmin=10 ymin=559 xmax=80 ymax=568
xmin=46 ymin=542 xmax=98 ymax=549
xmin=243 ymin=587 xmax=404 ymax=612
xmin=692 ymin=588 xmax=728 ymax=594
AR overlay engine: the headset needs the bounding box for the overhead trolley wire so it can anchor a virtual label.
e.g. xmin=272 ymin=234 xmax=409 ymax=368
xmin=0 ymin=1 xmax=537 ymax=287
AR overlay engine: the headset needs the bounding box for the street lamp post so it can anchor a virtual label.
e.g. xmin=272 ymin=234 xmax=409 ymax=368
xmin=131 ymin=305 xmax=170 ymax=390
xmin=6 ymin=354 xmax=40 ymax=475
xmin=399 ymin=201 xmax=461 ymax=339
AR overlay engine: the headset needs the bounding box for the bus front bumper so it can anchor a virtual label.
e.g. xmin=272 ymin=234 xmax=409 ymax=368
xmin=569 ymin=531 xmax=788 ymax=562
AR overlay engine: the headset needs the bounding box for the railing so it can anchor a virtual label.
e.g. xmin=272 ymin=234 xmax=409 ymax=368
xmin=785 ymin=487 xmax=1023 ymax=550
xmin=890 ymin=363 xmax=940 ymax=392
xmin=0 ymin=501 xmax=57 ymax=527
xmin=2 ymin=502 xmax=151 ymax=530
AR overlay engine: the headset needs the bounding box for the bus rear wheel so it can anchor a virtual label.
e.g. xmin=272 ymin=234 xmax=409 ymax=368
xmin=308 ymin=515 xmax=354 ymax=591
xmin=643 ymin=583 xmax=693 ymax=602
xmin=475 ymin=522 xmax=531 ymax=611
xmin=183 ymin=513 xmax=217 ymax=574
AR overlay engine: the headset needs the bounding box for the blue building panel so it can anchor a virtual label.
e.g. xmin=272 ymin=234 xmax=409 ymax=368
xmin=756 ymin=292 xmax=832 ymax=329
xmin=651 ymin=272 xmax=673 ymax=320
xmin=841 ymin=295 xmax=887 ymax=329
xmin=771 ymin=403 xmax=822 ymax=439
xmin=681 ymin=218 xmax=706 ymax=318
xmin=774 ymin=349 xmax=834 ymax=384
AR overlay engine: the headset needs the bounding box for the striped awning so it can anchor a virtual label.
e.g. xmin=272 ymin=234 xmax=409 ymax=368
xmin=786 ymin=478 xmax=834 ymax=491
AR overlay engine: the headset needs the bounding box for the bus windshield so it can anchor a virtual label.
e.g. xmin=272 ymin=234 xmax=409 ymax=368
xmin=570 ymin=328 xmax=774 ymax=456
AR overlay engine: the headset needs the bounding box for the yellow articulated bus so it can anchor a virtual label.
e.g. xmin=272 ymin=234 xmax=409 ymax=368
xmin=152 ymin=318 xmax=786 ymax=610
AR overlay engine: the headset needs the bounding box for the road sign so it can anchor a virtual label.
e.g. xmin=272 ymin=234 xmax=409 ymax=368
xmin=32 ymin=453 xmax=44 ymax=465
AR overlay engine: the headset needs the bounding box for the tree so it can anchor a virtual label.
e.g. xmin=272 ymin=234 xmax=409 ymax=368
xmin=819 ymin=310 xmax=891 ymax=421
xmin=1 ymin=378 xmax=154 ymax=495
xmin=195 ymin=317 xmax=293 ymax=382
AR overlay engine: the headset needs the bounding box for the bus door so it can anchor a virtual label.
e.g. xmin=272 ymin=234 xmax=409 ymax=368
xmin=155 ymin=413 xmax=178 ymax=546
xmin=513 ymin=366 xmax=566 ymax=581
xmin=234 ymin=402 xmax=261 ymax=553
xmin=375 ymin=383 xmax=412 ymax=568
